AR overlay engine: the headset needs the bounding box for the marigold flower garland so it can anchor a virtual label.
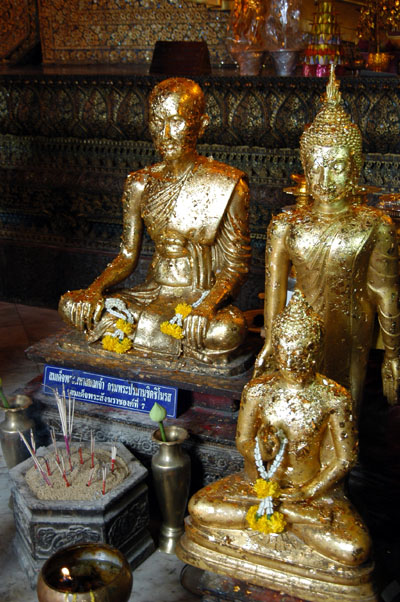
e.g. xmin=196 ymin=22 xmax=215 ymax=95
xmin=160 ymin=291 xmax=209 ymax=340
xmin=101 ymin=298 xmax=135 ymax=354
xmin=246 ymin=429 xmax=288 ymax=535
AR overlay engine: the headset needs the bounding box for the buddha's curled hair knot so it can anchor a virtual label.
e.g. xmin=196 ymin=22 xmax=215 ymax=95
xmin=272 ymin=289 xmax=324 ymax=354
xmin=300 ymin=65 xmax=363 ymax=175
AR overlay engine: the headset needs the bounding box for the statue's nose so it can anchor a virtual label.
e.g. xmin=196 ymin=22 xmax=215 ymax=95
xmin=162 ymin=121 xmax=171 ymax=138
xmin=318 ymin=166 xmax=330 ymax=188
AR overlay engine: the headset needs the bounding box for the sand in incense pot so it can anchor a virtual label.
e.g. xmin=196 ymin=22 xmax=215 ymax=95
xmin=25 ymin=445 xmax=129 ymax=501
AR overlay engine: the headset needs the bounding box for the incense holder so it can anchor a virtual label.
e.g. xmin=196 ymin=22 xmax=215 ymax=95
xmin=10 ymin=442 xmax=154 ymax=586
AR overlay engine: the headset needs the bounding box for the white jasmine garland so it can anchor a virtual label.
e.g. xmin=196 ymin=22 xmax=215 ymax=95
xmin=254 ymin=429 xmax=287 ymax=518
xmin=104 ymin=297 xmax=134 ymax=323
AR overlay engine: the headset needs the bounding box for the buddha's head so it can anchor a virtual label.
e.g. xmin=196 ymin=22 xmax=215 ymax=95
xmin=300 ymin=66 xmax=363 ymax=209
xmin=148 ymin=78 xmax=209 ymax=162
xmin=272 ymin=289 xmax=323 ymax=383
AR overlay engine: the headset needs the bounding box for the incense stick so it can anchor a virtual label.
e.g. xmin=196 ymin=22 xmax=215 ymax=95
xmin=18 ymin=432 xmax=52 ymax=487
xmin=90 ymin=430 xmax=95 ymax=469
xmin=50 ymin=427 xmax=60 ymax=465
xmin=111 ymin=445 xmax=117 ymax=473
xmin=86 ymin=466 xmax=96 ymax=487
xmin=54 ymin=387 xmax=75 ymax=461
xmin=102 ymin=465 xmax=107 ymax=495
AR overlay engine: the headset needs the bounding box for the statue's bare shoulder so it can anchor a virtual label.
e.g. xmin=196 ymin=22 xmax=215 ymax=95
xmin=125 ymin=167 xmax=152 ymax=189
xmin=197 ymin=154 xmax=246 ymax=183
xmin=122 ymin=169 xmax=151 ymax=213
xmin=314 ymin=373 xmax=353 ymax=415
xmin=241 ymin=374 xmax=281 ymax=404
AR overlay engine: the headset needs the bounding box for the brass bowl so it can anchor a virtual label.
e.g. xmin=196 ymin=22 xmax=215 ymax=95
xmin=37 ymin=543 xmax=133 ymax=602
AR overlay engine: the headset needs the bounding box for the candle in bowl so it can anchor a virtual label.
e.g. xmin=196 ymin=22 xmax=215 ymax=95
xmin=37 ymin=543 xmax=132 ymax=602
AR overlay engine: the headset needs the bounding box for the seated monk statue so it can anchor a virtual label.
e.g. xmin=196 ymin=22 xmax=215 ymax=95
xmin=59 ymin=78 xmax=251 ymax=365
xmin=254 ymin=66 xmax=400 ymax=409
xmin=178 ymin=292 xmax=375 ymax=600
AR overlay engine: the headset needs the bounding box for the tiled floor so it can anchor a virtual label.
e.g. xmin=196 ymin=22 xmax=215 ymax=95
xmin=0 ymin=302 xmax=199 ymax=601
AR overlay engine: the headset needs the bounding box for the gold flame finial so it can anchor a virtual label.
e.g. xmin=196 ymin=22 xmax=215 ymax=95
xmin=325 ymin=63 xmax=341 ymax=106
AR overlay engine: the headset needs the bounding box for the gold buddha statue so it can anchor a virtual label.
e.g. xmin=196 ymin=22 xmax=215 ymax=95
xmin=59 ymin=78 xmax=251 ymax=366
xmin=177 ymin=290 xmax=376 ymax=601
xmin=255 ymin=66 xmax=400 ymax=408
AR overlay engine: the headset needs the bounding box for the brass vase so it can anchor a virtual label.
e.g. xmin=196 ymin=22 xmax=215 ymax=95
xmin=0 ymin=394 xmax=34 ymax=469
xmin=151 ymin=426 xmax=191 ymax=554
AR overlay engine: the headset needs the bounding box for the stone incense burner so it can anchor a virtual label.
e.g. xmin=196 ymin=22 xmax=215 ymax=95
xmin=10 ymin=442 xmax=154 ymax=586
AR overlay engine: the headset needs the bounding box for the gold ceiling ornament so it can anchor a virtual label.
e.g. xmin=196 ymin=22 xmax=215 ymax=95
xmin=0 ymin=0 xmax=39 ymax=64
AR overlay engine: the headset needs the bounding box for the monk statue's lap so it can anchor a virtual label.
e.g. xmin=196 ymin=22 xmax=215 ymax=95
xmin=255 ymin=66 xmax=400 ymax=409
xmin=59 ymin=78 xmax=250 ymax=365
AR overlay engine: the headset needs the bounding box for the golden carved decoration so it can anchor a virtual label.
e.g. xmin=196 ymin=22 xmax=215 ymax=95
xmin=177 ymin=290 xmax=376 ymax=601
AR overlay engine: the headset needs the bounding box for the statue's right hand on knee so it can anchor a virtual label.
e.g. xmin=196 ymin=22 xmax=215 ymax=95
xmin=59 ymin=288 xmax=104 ymax=332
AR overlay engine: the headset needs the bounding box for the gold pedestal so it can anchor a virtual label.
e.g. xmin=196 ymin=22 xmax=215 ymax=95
xmin=177 ymin=518 xmax=378 ymax=602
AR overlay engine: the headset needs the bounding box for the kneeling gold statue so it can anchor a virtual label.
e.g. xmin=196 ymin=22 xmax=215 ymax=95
xmin=177 ymin=291 xmax=376 ymax=601
xmin=59 ymin=78 xmax=250 ymax=365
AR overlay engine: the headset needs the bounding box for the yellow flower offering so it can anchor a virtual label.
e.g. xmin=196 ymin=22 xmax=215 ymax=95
xmin=175 ymin=303 xmax=192 ymax=319
xmin=246 ymin=506 xmax=286 ymax=534
xmin=115 ymin=318 xmax=133 ymax=335
xmin=102 ymin=335 xmax=132 ymax=354
xmin=160 ymin=321 xmax=184 ymax=339
xmin=254 ymin=478 xmax=281 ymax=499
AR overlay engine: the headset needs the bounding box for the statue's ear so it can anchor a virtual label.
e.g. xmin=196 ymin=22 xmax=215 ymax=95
xmin=349 ymin=153 xmax=360 ymax=188
xmin=198 ymin=114 xmax=209 ymax=138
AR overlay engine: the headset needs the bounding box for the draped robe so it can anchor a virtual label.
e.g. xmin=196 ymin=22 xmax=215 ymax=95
xmin=90 ymin=156 xmax=250 ymax=358
xmin=272 ymin=204 xmax=399 ymax=406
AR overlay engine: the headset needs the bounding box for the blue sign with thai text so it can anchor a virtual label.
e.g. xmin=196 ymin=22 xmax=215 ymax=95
xmin=43 ymin=365 xmax=177 ymax=417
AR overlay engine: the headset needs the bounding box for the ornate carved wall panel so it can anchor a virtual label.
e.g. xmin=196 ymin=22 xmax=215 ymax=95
xmin=38 ymin=0 xmax=230 ymax=66
xmin=0 ymin=72 xmax=399 ymax=151
xmin=0 ymin=70 xmax=399 ymax=307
